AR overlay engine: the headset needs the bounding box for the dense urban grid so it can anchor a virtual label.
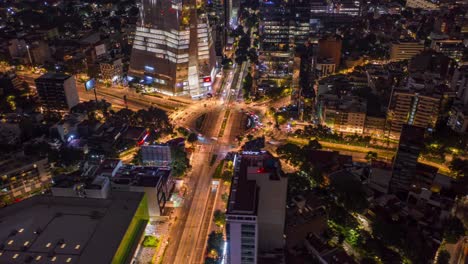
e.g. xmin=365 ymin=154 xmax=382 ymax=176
xmin=0 ymin=0 xmax=467 ymax=264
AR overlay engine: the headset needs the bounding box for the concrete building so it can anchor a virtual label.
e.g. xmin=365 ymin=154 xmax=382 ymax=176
xmin=431 ymin=39 xmax=464 ymax=62
xmin=390 ymin=41 xmax=424 ymax=61
xmin=386 ymin=87 xmax=442 ymax=139
xmin=141 ymin=145 xmax=172 ymax=167
xmin=128 ymin=0 xmax=216 ymax=98
xmin=0 ymin=72 xmax=23 ymax=95
xmin=0 ymin=155 xmax=51 ymax=206
xmin=0 ymin=191 xmax=149 ymax=264
xmin=35 ymin=73 xmax=79 ymax=111
xmin=226 ymin=152 xmax=287 ymax=264
xmin=447 ymin=103 xmax=468 ymax=133
xmin=390 ymin=125 xmax=425 ymax=195
xmin=99 ymin=58 xmax=123 ymax=83
xmin=364 ymin=115 xmax=386 ymax=137
xmin=315 ymin=58 xmax=336 ymax=77
xmin=319 ymin=94 xmax=367 ymax=134
xmin=451 ymin=65 xmax=468 ymax=105
xmin=111 ymin=165 xmax=174 ymax=218
xmin=406 ymin=0 xmax=439 ymax=10
xmin=318 ymin=36 xmax=342 ymax=67
xmin=259 ymin=0 xmax=293 ymax=79
xmin=51 ymin=175 xmax=111 ymax=199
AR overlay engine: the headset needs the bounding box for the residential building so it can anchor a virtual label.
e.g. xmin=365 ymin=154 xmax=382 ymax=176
xmin=447 ymin=103 xmax=468 ymax=133
xmin=390 ymin=41 xmax=424 ymax=61
xmin=99 ymin=58 xmax=123 ymax=83
xmin=316 ymin=58 xmax=336 ymax=77
xmin=386 ymin=87 xmax=442 ymax=139
xmin=51 ymin=175 xmax=111 ymax=199
xmin=226 ymin=152 xmax=287 ymax=264
xmin=319 ymin=94 xmax=367 ymax=134
xmin=35 ymin=73 xmax=79 ymax=111
xmin=0 ymin=72 xmax=23 ymax=95
xmin=0 ymin=191 xmax=149 ymax=264
xmin=364 ymin=115 xmax=386 ymax=137
xmin=318 ymin=36 xmax=342 ymax=67
xmin=141 ymin=145 xmax=172 ymax=167
xmin=406 ymin=0 xmax=439 ymax=10
xmin=111 ymin=165 xmax=174 ymax=218
xmin=431 ymin=39 xmax=464 ymax=62
xmin=128 ymin=0 xmax=216 ymax=98
xmin=451 ymin=65 xmax=468 ymax=105
xmin=390 ymin=125 xmax=425 ymax=195
xmin=0 ymin=155 xmax=51 ymax=206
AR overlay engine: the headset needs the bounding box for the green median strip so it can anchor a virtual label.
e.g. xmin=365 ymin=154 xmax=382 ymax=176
xmin=218 ymin=110 xmax=231 ymax=138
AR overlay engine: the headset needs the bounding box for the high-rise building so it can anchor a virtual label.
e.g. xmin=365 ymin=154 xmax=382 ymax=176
xmin=318 ymin=36 xmax=342 ymax=68
xmin=386 ymin=87 xmax=441 ymax=139
xmin=226 ymin=152 xmax=287 ymax=264
xmin=35 ymin=73 xmax=79 ymax=111
xmin=129 ymin=0 xmax=216 ymax=98
xmin=390 ymin=41 xmax=424 ymax=61
xmin=259 ymin=0 xmax=293 ymax=79
xmin=390 ymin=125 xmax=425 ymax=195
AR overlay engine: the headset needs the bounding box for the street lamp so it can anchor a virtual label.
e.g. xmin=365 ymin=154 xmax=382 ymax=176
xmin=26 ymin=45 xmax=32 ymax=66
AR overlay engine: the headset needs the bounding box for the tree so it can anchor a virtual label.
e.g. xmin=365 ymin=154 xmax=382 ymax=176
xmin=329 ymin=176 xmax=368 ymax=213
xmin=286 ymin=171 xmax=313 ymax=199
xmin=443 ymin=217 xmax=466 ymax=243
xmin=171 ymin=146 xmax=189 ymax=177
xmin=449 ymin=158 xmax=468 ymax=178
xmin=365 ymin=151 xmax=378 ymax=161
xmin=436 ymin=250 xmax=450 ymax=264
xmin=187 ymin=132 xmax=198 ymax=145
xmin=213 ymin=210 xmax=226 ymax=227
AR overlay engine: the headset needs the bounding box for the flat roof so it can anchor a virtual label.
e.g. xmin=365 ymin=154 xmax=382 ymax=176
xmin=227 ymin=152 xmax=280 ymax=215
xmin=36 ymin=73 xmax=72 ymax=81
xmin=0 ymin=192 xmax=145 ymax=264
xmin=113 ymin=165 xmax=170 ymax=187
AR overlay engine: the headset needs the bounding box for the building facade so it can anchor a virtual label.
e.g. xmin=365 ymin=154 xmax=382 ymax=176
xmin=390 ymin=41 xmax=425 ymax=61
xmin=386 ymin=88 xmax=441 ymax=139
xmin=35 ymin=73 xmax=79 ymax=111
xmin=0 ymin=156 xmax=51 ymax=206
xmin=390 ymin=125 xmax=425 ymax=195
xmin=226 ymin=152 xmax=287 ymax=264
xmin=128 ymin=0 xmax=216 ymax=98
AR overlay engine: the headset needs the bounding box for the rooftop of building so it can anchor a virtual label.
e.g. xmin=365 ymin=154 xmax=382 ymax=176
xmin=319 ymin=94 xmax=367 ymax=113
xmin=307 ymin=150 xmax=353 ymax=172
xmin=227 ymin=151 xmax=282 ymax=216
xmin=0 ymin=191 xmax=145 ymax=264
xmin=399 ymin=125 xmax=426 ymax=146
xmin=112 ymin=165 xmax=171 ymax=187
xmin=95 ymin=159 xmax=122 ymax=176
xmin=0 ymin=155 xmax=47 ymax=174
xmin=141 ymin=145 xmax=172 ymax=162
xmin=35 ymin=72 xmax=72 ymax=81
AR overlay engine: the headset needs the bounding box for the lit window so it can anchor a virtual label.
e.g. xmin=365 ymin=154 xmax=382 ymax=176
xmin=66 ymin=257 xmax=72 ymax=263
xmin=75 ymin=245 xmax=80 ymax=250
xmin=36 ymin=256 xmax=42 ymax=261
xmin=18 ymin=228 xmax=24 ymax=233
xmin=7 ymin=240 xmax=13 ymax=245
xmin=51 ymin=256 xmax=57 ymax=261
xmin=60 ymin=244 xmax=66 ymax=249
xmin=24 ymin=241 xmax=29 ymax=246
xmin=13 ymin=253 xmax=19 ymax=259
xmin=46 ymin=242 xmax=51 ymax=248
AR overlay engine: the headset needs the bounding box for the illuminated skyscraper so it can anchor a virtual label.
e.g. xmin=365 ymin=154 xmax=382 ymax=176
xmin=129 ymin=0 xmax=217 ymax=98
